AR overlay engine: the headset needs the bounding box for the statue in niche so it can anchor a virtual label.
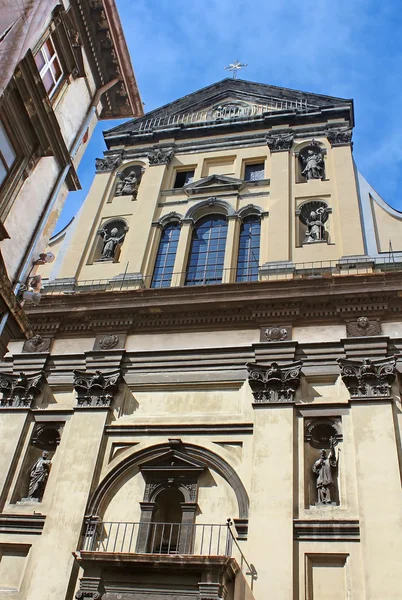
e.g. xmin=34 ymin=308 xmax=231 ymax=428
xmin=312 ymin=438 xmax=338 ymax=504
xmin=28 ymin=451 xmax=51 ymax=501
xmin=99 ymin=227 xmax=126 ymax=261
xmin=116 ymin=170 xmax=140 ymax=197
xmin=304 ymin=208 xmax=327 ymax=243
xmin=300 ymin=145 xmax=325 ymax=180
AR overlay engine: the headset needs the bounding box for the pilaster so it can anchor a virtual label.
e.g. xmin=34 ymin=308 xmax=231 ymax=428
xmin=266 ymin=138 xmax=292 ymax=263
xmin=222 ymin=215 xmax=240 ymax=283
xmin=172 ymin=218 xmax=193 ymax=286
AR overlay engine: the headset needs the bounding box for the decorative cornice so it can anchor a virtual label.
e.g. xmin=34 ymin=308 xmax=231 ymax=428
xmin=266 ymin=132 xmax=294 ymax=152
xmin=73 ymin=369 xmax=122 ymax=407
xmin=326 ymin=127 xmax=353 ymax=147
xmin=0 ymin=371 xmax=45 ymax=408
xmin=147 ymin=148 xmax=174 ymax=165
xmin=0 ymin=514 xmax=46 ymax=535
xmin=246 ymin=360 xmax=302 ymax=403
xmin=337 ymin=357 xmax=397 ymax=398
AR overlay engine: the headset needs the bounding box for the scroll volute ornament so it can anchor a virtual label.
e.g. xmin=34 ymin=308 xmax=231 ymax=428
xmin=337 ymin=357 xmax=397 ymax=398
xmin=73 ymin=369 xmax=122 ymax=407
xmin=246 ymin=360 xmax=303 ymax=403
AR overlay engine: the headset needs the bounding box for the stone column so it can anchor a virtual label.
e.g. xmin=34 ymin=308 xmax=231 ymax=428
xmin=178 ymin=502 xmax=197 ymax=553
xmin=136 ymin=502 xmax=156 ymax=553
xmin=21 ymin=407 xmax=110 ymax=600
xmin=142 ymin=223 xmax=162 ymax=286
xmin=172 ymin=218 xmax=193 ymax=286
xmin=265 ymin=134 xmax=293 ymax=264
xmin=222 ymin=215 xmax=240 ymax=283
xmin=0 ymin=410 xmax=30 ymax=507
xmin=246 ymin=360 xmax=302 ymax=599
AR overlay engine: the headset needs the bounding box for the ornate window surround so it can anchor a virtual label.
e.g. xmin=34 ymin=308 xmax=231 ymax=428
xmin=146 ymin=201 xmax=266 ymax=287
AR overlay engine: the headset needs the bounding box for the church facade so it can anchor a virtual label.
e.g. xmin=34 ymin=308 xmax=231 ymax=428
xmin=1 ymin=78 xmax=402 ymax=599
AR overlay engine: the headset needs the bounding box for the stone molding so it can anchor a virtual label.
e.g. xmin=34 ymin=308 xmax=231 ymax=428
xmin=0 ymin=513 xmax=46 ymax=535
xmin=22 ymin=335 xmax=52 ymax=353
xmin=293 ymin=519 xmax=360 ymax=541
xmin=338 ymin=357 xmax=397 ymax=398
xmin=73 ymin=369 xmax=122 ymax=408
xmin=0 ymin=371 xmax=45 ymax=408
xmin=247 ymin=360 xmax=302 ymax=403
xmin=266 ymin=132 xmax=294 ymax=152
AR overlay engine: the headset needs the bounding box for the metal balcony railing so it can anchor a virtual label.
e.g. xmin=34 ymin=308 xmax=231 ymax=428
xmin=40 ymin=256 xmax=402 ymax=296
xmin=81 ymin=520 xmax=257 ymax=589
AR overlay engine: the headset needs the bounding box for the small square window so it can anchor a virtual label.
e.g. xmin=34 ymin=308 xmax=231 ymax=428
xmin=174 ymin=170 xmax=195 ymax=188
xmin=244 ymin=163 xmax=265 ymax=182
xmin=34 ymin=35 xmax=64 ymax=97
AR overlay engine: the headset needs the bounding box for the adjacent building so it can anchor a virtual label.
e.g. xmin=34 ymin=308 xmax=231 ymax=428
xmin=1 ymin=78 xmax=402 ymax=599
xmin=0 ymin=0 xmax=143 ymax=354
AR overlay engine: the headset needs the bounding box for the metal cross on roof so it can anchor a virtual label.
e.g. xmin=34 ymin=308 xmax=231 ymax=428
xmin=224 ymin=60 xmax=248 ymax=79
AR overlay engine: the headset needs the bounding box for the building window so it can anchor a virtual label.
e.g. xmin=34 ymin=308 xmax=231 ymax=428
xmin=151 ymin=222 xmax=181 ymax=288
xmin=0 ymin=120 xmax=17 ymax=188
xmin=34 ymin=36 xmax=63 ymax=96
xmin=236 ymin=216 xmax=261 ymax=282
xmin=244 ymin=163 xmax=264 ymax=182
xmin=185 ymin=215 xmax=228 ymax=286
xmin=174 ymin=170 xmax=195 ymax=188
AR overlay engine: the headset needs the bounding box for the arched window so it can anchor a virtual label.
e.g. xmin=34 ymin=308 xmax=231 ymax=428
xmin=185 ymin=215 xmax=228 ymax=285
xmin=151 ymin=222 xmax=180 ymax=288
xmin=236 ymin=215 xmax=261 ymax=282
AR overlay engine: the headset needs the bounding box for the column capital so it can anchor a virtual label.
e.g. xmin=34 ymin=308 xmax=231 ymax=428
xmin=147 ymin=148 xmax=174 ymax=166
xmin=0 ymin=371 xmax=45 ymax=408
xmin=247 ymin=360 xmax=303 ymax=404
xmin=337 ymin=356 xmax=397 ymax=398
xmin=266 ymin=132 xmax=294 ymax=152
xmin=73 ymin=369 xmax=123 ymax=408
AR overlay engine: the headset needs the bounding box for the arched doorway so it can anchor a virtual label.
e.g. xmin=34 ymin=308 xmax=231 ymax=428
xmin=149 ymin=487 xmax=185 ymax=553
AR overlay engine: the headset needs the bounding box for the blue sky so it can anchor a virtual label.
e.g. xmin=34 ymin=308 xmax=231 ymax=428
xmin=55 ymin=0 xmax=402 ymax=233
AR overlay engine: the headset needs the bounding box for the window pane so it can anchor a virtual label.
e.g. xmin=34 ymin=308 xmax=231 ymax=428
xmin=236 ymin=216 xmax=261 ymax=282
xmin=0 ymin=121 xmax=16 ymax=168
xmin=245 ymin=163 xmax=265 ymax=181
xmin=185 ymin=215 xmax=228 ymax=286
xmin=42 ymin=70 xmax=55 ymax=93
xmin=35 ymin=50 xmax=45 ymax=71
xmin=45 ymin=38 xmax=55 ymax=59
xmin=151 ymin=223 xmax=180 ymax=288
xmin=51 ymin=57 xmax=62 ymax=81
xmin=0 ymin=159 xmax=7 ymax=186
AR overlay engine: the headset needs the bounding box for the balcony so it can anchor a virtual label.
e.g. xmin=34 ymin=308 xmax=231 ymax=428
xmin=75 ymin=520 xmax=257 ymax=600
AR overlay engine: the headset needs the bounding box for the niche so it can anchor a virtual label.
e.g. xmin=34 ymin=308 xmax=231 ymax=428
xmin=295 ymin=141 xmax=326 ymax=183
xmin=113 ymin=164 xmax=144 ymax=200
xmin=91 ymin=218 xmax=128 ymax=264
xmin=296 ymin=200 xmax=331 ymax=246
xmin=12 ymin=422 xmax=63 ymax=504
xmin=304 ymin=417 xmax=342 ymax=508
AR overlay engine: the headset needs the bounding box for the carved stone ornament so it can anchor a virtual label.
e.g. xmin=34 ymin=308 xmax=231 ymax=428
xmin=97 ymin=219 xmax=127 ymax=261
xmin=346 ymin=316 xmax=382 ymax=338
xmin=115 ymin=166 xmax=144 ymax=197
xmin=22 ymin=334 xmax=51 ymax=353
xmin=299 ymin=141 xmax=325 ymax=180
xmin=266 ymin=133 xmax=294 ymax=152
xmin=305 ymin=418 xmax=342 ymax=449
xmin=337 ymin=357 xmax=397 ymax=398
xmin=326 ymin=128 xmax=353 ymax=147
xmin=262 ymin=326 xmax=289 ymax=342
xmin=246 ymin=360 xmax=303 ymax=403
xmin=75 ymin=591 xmax=101 ymax=600
xmin=73 ymin=369 xmax=122 ymax=407
xmin=147 ymin=148 xmax=174 ymax=166
xmin=0 ymin=371 xmax=45 ymax=408
xmin=99 ymin=334 xmax=119 ymax=350
xmin=297 ymin=200 xmax=330 ymax=244
xmin=95 ymin=155 xmax=121 ymax=172
xmin=32 ymin=422 xmax=63 ymax=450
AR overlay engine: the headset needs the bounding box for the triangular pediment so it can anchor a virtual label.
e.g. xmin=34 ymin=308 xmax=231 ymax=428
xmin=104 ymin=78 xmax=352 ymax=140
xmin=139 ymin=449 xmax=206 ymax=473
xmin=184 ymin=174 xmax=244 ymax=196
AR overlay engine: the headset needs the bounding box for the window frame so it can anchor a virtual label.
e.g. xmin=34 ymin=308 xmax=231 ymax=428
xmin=236 ymin=215 xmax=261 ymax=282
xmin=151 ymin=222 xmax=181 ymax=288
xmin=34 ymin=34 xmax=64 ymax=99
xmin=244 ymin=162 xmax=265 ymax=182
xmin=185 ymin=215 xmax=228 ymax=286
xmin=173 ymin=169 xmax=195 ymax=189
xmin=0 ymin=119 xmax=18 ymax=191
